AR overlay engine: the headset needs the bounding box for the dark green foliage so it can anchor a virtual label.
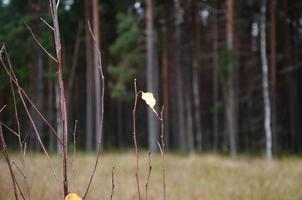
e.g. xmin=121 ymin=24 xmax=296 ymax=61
xmin=108 ymin=12 xmax=145 ymax=100
xmin=218 ymin=47 xmax=236 ymax=81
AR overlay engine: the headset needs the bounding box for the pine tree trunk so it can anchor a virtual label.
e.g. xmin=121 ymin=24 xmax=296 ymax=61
xmin=146 ymin=0 xmax=159 ymax=153
xmin=270 ymin=0 xmax=277 ymax=153
xmin=212 ymin=3 xmax=219 ymax=151
xmin=174 ymin=0 xmax=187 ymax=152
xmin=226 ymin=0 xmax=237 ymax=158
xmin=85 ymin=0 xmax=94 ymax=151
xmin=161 ymin=18 xmax=170 ymax=149
xmin=260 ymin=0 xmax=272 ymax=160
xmin=193 ymin=0 xmax=202 ymax=151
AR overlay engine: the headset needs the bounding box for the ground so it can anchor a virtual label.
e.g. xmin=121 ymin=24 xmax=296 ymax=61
xmin=1 ymin=152 xmax=302 ymax=200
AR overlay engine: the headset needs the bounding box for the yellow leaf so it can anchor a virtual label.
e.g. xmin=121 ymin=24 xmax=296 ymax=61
xmin=141 ymin=92 xmax=156 ymax=111
xmin=65 ymin=193 xmax=82 ymax=200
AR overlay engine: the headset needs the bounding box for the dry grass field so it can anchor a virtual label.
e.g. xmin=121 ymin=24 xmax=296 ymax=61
xmin=1 ymin=153 xmax=302 ymax=200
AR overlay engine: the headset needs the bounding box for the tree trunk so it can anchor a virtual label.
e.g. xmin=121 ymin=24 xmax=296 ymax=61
xmin=226 ymin=0 xmax=237 ymax=158
xmin=193 ymin=0 xmax=202 ymax=151
xmin=161 ymin=14 xmax=170 ymax=149
xmin=212 ymin=2 xmax=219 ymax=151
xmin=85 ymin=0 xmax=94 ymax=151
xmin=146 ymin=0 xmax=159 ymax=153
xmin=92 ymin=0 xmax=102 ymax=150
xmin=174 ymin=0 xmax=187 ymax=152
xmin=260 ymin=0 xmax=272 ymax=160
xmin=270 ymin=0 xmax=277 ymax=153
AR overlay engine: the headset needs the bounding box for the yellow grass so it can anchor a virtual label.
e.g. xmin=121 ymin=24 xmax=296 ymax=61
xmin=1 ymin=153 xmax=302 ymax=200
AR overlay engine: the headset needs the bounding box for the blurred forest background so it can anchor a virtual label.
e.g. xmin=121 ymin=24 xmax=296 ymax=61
xmin=0 ymin=0 xmax=302 ymax=158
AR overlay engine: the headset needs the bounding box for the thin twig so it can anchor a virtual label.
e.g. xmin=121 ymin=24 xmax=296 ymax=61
xmin=83 ymin=21 xmax=105 ymax=200
xmin=110 ymin=166 xmax=115 ymax=200
xmin=132 ymin=79 xmax=142 ymax=200
xmin=0 ymin=123 xmax=19 ymax=200
xmin=40 ymin=17 xmax=54 ymax=31
xmin=25 ymin=24 xmax=58 ymax=63
xmin=14 ymin=179 xmax=26 ymax=200
xmin=49 ymin=0 xmax=69 ymax=196
xmin=0 ymin=104 xmax=6 ymax=112
xmin=19 ymin=90 xmax=60 ymax=185
xmin=11 ymin=76 xmax=32 ymax=199
xmin=9 ymin=79 xmax=22 ymax=152
xmin=72 ymin=120 xmax=78 ymax=179
xmin=145 ymin=152 xmax=152 ymax=200
xmin=0 ymin=121 xmax=19 ymax=137
xmin=11 ymin=161 xmax=26 ymax=177
xmin=1 ymin=47 xmax=61 ymax=186
xmin=158 ymin=106 xmax=166 ymax=200
xmin=0 ymin=48 xmax=62 ymax=145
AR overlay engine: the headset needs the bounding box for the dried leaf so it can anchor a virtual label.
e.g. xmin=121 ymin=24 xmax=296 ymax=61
xmin=65 ymin=193 xmax=82 ymax=200
xmin=141 ymin=92 xmax=156 ymax=112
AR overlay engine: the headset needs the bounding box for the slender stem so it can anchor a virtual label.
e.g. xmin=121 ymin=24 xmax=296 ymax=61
xmin=83 ymin=22 xmax=105 ymax=200
xmin=50 ymin=0 xmax=69 ymax=196
xmin=132 ymin=79 xmax=141 ymax=200
xmin=0 ymin=48 xmax=62 ymax=145
xmin=110 ymin=166 xmax=115 ymax=200
xmin=159 ymin=106 xmax=166 ymax=200
xmin=145 ymin=152 xmax=152 ymax=200
xmin=72 ymin=120 xmax=78 ymax=181
xmin=0 ymin=123 xmax=19 ymax=200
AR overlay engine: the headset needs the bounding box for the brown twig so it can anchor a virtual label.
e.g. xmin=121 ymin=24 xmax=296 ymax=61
xmin=145 ymin=152 xmax=152 ymax=200
xmin=158 ymin=106 xmax=166 ymax=200
xmin=110 ymin=166 xmax=115 ymax=200
xmin=0 ymin=104 xmax=6 ymax=112
xmin=72 ymin=120 xmax=78 ymax=179
xmin=132 ymin=79 xmax=142 ymax=200
xmin=25 ymin=24 xmax=58 ymax=63
xmin=83 ymin=22 xmax=105 ymax=200
xmin=0 ymin=47 xmax=62 ymax=145
xmin=9 ymin=79 xmax=22 ymax=154
xmin=10 ymin=77 xmax=31 ymax=199
xmin=0 ymin=121 xmax=19 ymax=137
xmin=49 ymin=0 xmax=69 ymax=196
xmin=40 ymin=17 xmax=54 ymax=31
xmin=19 ymin=90 xmax=60 ymax=184
xmin=14 ymin=178 xmax=26 ymax=200
xmin=0 ymin=123 xmax=19 ymax=200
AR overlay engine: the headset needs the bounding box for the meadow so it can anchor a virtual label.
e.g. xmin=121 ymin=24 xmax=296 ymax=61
xmin=1 ymin=153 xmax=302 ymax=200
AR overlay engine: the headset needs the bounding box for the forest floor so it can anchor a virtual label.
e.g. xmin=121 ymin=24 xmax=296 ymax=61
xmin=0 ymin=152 xmax=302 ymax=200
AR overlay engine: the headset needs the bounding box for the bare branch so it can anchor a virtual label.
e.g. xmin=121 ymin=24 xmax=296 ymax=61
xmin=83 ymin=20 xmax=105 ymax=200
xmin=19 ymin=91 xmax=60 ymax=185
xmin=40 ymin=17 xmax=54 ymax=31
xmin=158 ymin=106 xmax=166 ymax=200
xmin=110 ymin=166 xmax=115 ymax=200
xmin=72 ymin=120 xmax=78 ymax=180
xmin=25 ymin=24 xmax=58 ymax=62
xmin=49 ymin=0 xmax=69 ymax=196
xmin=0 ymin=123 xmax=19 ymax=200
xmin=0 ymin=105 xmax=6 ymax=112
xmin=11 ymin=161 xmax=26 ymax=178
xmin=56 ymin=0 xmax=60 ymax=9
xmin=0 ymin=49 xmax=63 ymax=145
xmin=132 ymin=79 xmax=142 ymax=200
xmin=145 ymin=152 xmax=152 ymax=200
xmin=0 ymin=121 xmax=19 ymax=137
